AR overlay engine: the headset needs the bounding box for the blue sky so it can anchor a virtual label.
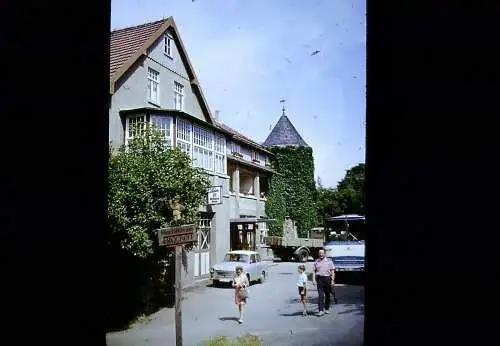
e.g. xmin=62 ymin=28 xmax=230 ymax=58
xmin=111 ymin=0 xmax=366 ymax=188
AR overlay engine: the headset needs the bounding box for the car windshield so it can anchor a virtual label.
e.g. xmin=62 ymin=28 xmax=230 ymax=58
xmin=223 ymin=253 xmax=249 ymax=263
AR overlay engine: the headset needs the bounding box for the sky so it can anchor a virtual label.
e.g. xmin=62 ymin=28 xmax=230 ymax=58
xmin=111 ymin=0 xmax=366 ymax=188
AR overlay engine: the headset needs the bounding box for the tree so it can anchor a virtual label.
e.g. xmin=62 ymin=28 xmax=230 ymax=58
xmin=108 ymin=121 xmax=211 ymax=259
xmin=107 ymin=121 xmax=211 ymax=329
xmin=315 ymin=163 xmax=365 ymax=220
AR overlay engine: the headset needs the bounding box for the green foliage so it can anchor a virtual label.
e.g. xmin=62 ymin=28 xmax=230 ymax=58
xmin=108 ymin=120 xmax=211 ymax=259
xmin=316 ymin=163 xmax=365 ymax=220
xmin=265 ymin=146 xmax=316 ymax=237
xmin=202 ymin=334 xmax=263 ymax=346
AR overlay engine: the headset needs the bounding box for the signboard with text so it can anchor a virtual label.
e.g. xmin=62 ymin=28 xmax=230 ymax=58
xmin=157 ymin=224 xmax=197 ymax=247
xmin=207 ymin=186 xmax=223 ymax=205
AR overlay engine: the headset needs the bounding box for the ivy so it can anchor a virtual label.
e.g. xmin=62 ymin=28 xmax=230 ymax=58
xmin=265 ymin=146 xmax=316 ymax=237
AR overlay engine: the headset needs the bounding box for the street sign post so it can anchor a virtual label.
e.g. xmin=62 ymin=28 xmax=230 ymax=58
xmin=156 ymin=224 xmax=197 ymax=346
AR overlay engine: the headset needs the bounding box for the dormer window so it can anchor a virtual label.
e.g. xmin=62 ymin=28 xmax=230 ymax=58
xmin=164 ymin=34 xmax=173 ymax=58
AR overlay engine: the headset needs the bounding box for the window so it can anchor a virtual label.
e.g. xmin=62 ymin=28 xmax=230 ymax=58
xmin=147 ymin=68 xmax=160 ymax=104
xmin=164 ymin=34 xmax=173 ymax=57
xmin=176 ymin=118 xmax=192 ymax=158
xmin=174 ymin=82 xmax=184 ymax=111
xmin=125 ymin=114 xmax=172 ymax=149
xmin=193 ymin=125 xmax=214 ymax=171
xmin=251 ymin=150 xmax=259 ymax=162
xmin=231 ymin=142 xmax=240 ymax=154
xmin=151 ymin=115 xmax=172 ymax=149
xmin=214 ymin=135 xmax=226 ymax=174
xmin=125 ymin=115 xmax=148 ymax=146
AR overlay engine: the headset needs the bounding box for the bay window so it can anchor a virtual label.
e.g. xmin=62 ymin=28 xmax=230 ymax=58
xmin=176 ymin=118 xmax=192 ymax=157
xmin=125 ymin=114 xmax=172 ymax=148
xmin=193 ymin=125 xmax=214 ymax=171
xmin=151 ymin=115 xmax=172 ymax=149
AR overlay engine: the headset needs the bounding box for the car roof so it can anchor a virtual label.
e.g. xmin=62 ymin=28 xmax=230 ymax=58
xmin=227 ymin=250 xmax=258 ymax=255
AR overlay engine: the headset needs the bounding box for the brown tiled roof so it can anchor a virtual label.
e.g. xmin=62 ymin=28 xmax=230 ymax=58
xmin=110 ymin=19 xmax=167 ymax=80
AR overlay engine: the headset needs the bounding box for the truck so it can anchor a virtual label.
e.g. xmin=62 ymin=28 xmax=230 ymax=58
xmin=323 ymin=214 xmax=365 ymax=271
xmin=263 ymin=217 xmax=325 ymax=262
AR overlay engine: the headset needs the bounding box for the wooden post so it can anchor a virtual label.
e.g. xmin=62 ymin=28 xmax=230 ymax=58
xmin=175 ymin=245 xmax=183 ymax=346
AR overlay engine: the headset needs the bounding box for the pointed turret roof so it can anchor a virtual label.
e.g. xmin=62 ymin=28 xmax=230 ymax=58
xmin=263 ymin=108 xmax=309 ymax=148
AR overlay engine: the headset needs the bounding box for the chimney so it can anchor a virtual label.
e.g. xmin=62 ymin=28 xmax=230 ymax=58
xmin=214 ymin=110 xmax=220 ymax=123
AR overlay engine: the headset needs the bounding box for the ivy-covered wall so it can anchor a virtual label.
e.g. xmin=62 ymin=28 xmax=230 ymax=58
xmin=265 ymin=146 xmax=316 ymax=237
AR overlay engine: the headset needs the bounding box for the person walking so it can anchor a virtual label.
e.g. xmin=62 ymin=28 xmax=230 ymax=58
xmin=296 ymin=264 xmax=308 ymax=316
xmin=312 ymin=249 xmax=336 ymax=316
xmin=232 ymin=265 xmax=249 ymax=324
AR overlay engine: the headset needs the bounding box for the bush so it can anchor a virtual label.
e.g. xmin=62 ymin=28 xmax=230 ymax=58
xmin=203 ymin=334 xmax=263 ymax=346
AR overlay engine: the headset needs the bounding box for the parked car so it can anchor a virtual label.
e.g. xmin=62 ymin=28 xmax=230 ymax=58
xmin=210 ymin=250 xmax=268 ymax=287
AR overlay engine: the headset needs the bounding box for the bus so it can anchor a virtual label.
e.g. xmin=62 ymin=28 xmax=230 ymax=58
xmin=323 ymin=214 xmax=365 ymax=272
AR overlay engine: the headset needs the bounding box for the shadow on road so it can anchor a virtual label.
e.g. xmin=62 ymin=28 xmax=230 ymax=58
xmin=337 ymin=304 xmax=364 ymax=316
xmin=218 ymin=316 xmax=239 ymax=322
xmin=335 ymin=272 xmax=365 ymax=286
xmin=279 ymin=311 xmax=310 ymax=317
xmin=285 ymin=287 xmax=363 ymax=305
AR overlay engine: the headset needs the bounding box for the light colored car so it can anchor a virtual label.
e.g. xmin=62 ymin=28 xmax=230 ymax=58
xmin=210 ymin=250 xmax=268 ymax=287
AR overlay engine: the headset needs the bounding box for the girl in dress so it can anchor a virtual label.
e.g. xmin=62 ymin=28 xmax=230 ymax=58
xmin=232 ymin=265 xmax=249 ymax=324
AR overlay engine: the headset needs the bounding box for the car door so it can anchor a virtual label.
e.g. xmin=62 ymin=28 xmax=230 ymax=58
xmin=255 ymin=253 xmax=264 ymax=274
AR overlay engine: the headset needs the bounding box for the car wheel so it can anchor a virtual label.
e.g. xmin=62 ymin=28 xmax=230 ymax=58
xmin=246 ymin=273 xmax=251 ymax=286
xmin=259 ymin=271 xmax=266 ymax=284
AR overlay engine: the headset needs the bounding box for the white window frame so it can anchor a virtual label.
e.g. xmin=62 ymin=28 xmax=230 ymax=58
xmin=251 ymin=150 xmax=259 ymax=162
xmin=124 ymin=114 xmax=173 ymax=149
xmin=174 ymin=81 xmax=184 ymax=111
xmin=230 ymin=142 xmax=241 ymax=154
xmin=125 ymin=114 xmax=148 ymax=147
xmin=151 ymin=115 xmax=173 ymax=149
xmin=176 ymin=117 xmax=192 ymax=159
xmin=147 ymin=67 xmax=160 ymax=105
xmin=214 ymin=134 xmax=226 ymax=174
xmin=164 ymin=34 xmax=173 ymax=58
xmin=192 ymin=125 xmax=214 ymax=171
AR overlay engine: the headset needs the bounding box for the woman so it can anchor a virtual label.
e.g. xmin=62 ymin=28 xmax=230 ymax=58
xmin=232 ymin=265 xmax=249 ymax=324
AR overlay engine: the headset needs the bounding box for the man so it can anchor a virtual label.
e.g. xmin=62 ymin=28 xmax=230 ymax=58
xmin=312 ymin=249 xmax=336 ymax=316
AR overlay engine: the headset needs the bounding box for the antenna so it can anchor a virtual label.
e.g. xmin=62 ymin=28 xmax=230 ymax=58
xmin=280 ymin=99 xmax=286 ymax=116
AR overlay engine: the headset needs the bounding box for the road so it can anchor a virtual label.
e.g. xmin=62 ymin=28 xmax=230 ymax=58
xmin=106 ymin=262 xmax=364 ymax=346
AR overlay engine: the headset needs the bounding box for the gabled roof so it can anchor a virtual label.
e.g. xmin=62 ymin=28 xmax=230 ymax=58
xmin=110 ymin=17 xmax=215 ymax=124
xmin=263 ymin=115 xmax=309 ymax=148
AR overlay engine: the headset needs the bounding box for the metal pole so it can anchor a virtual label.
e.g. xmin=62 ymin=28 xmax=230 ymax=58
xmin=175 ymin=245 xmax=183 ymax=346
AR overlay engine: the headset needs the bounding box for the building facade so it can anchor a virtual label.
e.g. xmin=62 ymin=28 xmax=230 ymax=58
xmin=109 ymin=17 xmax=274 ymax=286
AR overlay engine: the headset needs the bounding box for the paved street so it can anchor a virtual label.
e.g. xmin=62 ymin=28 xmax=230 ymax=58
xmin=106 ymin=262 xmax=364 ymax=346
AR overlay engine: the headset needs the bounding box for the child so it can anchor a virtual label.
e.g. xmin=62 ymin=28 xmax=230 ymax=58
xmin=297 ymin=264 xmax=308 ymax=316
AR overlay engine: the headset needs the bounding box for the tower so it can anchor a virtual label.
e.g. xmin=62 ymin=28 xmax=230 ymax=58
xmin=263 ymin=103 xmax=316 ymax=237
